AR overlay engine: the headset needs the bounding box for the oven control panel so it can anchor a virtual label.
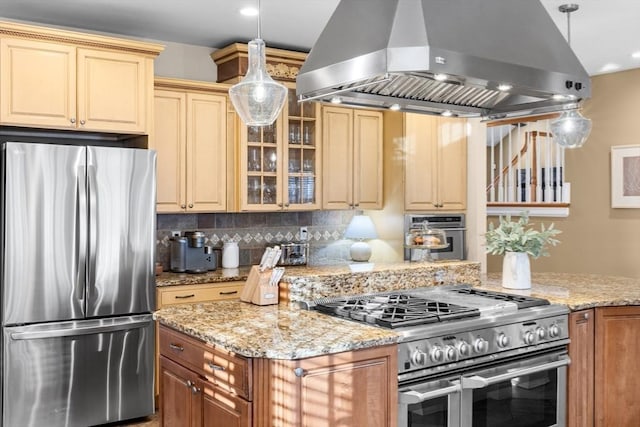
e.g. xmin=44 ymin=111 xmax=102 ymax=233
xmin=398 ymin=314 xmax=569 ymax=375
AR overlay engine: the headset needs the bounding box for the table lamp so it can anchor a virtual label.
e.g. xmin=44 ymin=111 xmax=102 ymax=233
xmin=344 ymin=215 xmax=378 ymax=262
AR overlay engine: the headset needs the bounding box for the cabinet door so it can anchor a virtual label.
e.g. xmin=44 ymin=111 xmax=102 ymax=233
xmin=436 ymin=117 xmax=467 ymax=210
xmin=201 ymin=380 xmax=251 ymax=427
xmin=354 ymin=110 xmax=383 ymax=209
xmin=404 ymin=114 xmax=438 ymax=210
xmin=186 ymin=93 xmax=227 ymax=212
xmin=0 ymin=38 xmax=76 ymax=129
xmin=567 ymin=309 xmax=594 ymax=427
xmin=595 ymin=306 xmax=640 ymax=427
xmin=153 ymin=90 xmax=187 ymax=213
xmin=322 ymin=106 xmax=354 ymax=209
xmin=77 ymin=48 xmax=148 ymax=133
xmin=160 ymin=356 xmax=202 ymax=427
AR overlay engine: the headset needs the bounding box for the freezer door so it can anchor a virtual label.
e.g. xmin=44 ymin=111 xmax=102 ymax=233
xmin=86 ymin=146 xmax=156 ymax=317
xmin=2 ymin=314 xmax=155 ymax=427
xmin=2 ymin=142 xmax=87 ymax=325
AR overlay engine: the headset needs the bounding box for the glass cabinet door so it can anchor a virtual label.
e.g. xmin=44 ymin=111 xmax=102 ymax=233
xmin=286 ymin=89 xmax=319 ymax=209
xmin=243 ymin=123 xmax=282 ymax=210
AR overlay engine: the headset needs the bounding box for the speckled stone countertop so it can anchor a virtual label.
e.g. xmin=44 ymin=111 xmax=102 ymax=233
xmin=282 ymin=261 xmax=481 ymax=303
xmin=480 ymin=272 xmax=640 ymax=311
xmin=155 ymin=267 xmax=252 ymax=287
xmin=154 ymin=301 xmax=399 ymax=359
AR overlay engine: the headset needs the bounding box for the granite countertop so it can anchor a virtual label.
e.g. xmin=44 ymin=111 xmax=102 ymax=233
xmin=154 ymin=300 xmax=399 ymax=359
xmin=156 ymin=267 xmax=252 ymax=287
xmin=480 ymin=272 xmax=640 ymax=311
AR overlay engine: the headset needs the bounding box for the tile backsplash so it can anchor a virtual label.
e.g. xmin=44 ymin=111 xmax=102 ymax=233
xmin=157 ymin=211 xmax=356 ymax=270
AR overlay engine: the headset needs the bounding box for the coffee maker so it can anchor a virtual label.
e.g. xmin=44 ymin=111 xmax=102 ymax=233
xmin=170 ymin=231 xmax=217 ymax=273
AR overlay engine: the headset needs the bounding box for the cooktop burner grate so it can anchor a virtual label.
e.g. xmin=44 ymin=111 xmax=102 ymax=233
xmin=451 ymin=288 xmax=550 ymax=309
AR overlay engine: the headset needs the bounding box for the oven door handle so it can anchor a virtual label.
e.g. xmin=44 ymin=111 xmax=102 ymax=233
xmin=460 ymin=355 xmax=570 ymax=389
xmin=398 ymin=382 xmax=461 ymax=404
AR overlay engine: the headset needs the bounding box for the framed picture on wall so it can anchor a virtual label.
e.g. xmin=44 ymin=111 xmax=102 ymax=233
xmin=611 ymin=145 xmax=640 ymax=208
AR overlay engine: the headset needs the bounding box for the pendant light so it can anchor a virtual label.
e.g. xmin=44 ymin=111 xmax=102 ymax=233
xmin=551 ymin=4 xmax=592 ymax=148
xmin=229 ymin=0 xmax=287 ymax=126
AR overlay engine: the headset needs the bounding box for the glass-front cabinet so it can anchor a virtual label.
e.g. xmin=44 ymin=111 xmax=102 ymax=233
xmin=238 ymin=85 xmax=320 ymax=211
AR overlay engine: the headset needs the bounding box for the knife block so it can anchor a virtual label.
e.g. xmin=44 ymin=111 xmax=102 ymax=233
xmin=240 ymin=265 xmax=279 ymax=306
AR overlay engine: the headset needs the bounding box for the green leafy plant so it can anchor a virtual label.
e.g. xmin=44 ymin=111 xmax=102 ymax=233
xmin=485 ymin=213 xmax=561 ymax=258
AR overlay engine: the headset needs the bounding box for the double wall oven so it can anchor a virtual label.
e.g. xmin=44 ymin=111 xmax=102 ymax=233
xmin=308 ymin=285 xmax=570 ymax=427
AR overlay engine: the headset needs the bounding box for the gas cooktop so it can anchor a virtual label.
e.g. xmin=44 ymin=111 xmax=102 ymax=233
xmin=310 ymin=284 xmax=550 ymax=330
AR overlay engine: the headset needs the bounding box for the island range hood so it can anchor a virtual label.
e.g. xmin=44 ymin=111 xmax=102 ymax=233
xmin=296 ymin=0 xmax=591 ymax=119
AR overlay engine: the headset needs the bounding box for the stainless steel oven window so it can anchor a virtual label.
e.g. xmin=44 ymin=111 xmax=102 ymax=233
xmin=459 ymin=351 xmax=569 ymax=427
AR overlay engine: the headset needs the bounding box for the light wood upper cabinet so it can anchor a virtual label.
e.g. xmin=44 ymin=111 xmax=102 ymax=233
xmin=153 ymin=79 xmax=228 ymax=213
xmin=404 ymin=114 xmax=467 ymax=211
xmin=0 ymin=21 xmax=162 ymax=133
xmin=322 ymin=106 xmax=383 ymax=210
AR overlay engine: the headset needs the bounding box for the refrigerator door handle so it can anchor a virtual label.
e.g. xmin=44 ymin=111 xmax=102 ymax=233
xmin=9 ymin=318 xmax=153 ymax=340
xmin=87 ymin=164 xmax=98 ymax=290
xmin=77 ymin=165 xmax=88 ymax=305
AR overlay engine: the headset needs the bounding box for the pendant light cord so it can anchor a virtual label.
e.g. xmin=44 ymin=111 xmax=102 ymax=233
xmin=257 ymin=0 xmax=262 ymax=40
xmin=566 ymin=10 xmax=571 ymax=46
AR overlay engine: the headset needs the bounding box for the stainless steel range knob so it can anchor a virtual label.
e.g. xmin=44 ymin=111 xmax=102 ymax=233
xmin=548 ymin=323 xmax=561 ymax=338
xmin=411 ymin=349 xmax=428 ymax=366
xmin=458 ymin=341 xmax=471 ymax=357
xmin=430 ymin=346 xmax=444 ymax=363
xmin=497 ymin=333 xmax=511 ymax=348
xmin=536 ymin=327 xmax=547 ymax=340
xmin=473 ymin=338 xmax=488 ymax=354
xmin=445 ymin=345 xmax=457 ymax=361
xmin=524 ymin=330 xmax=536 ymax=345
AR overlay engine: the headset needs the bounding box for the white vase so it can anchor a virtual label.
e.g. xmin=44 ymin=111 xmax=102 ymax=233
xmin=502 ymin=252 xmax=531 ymax=289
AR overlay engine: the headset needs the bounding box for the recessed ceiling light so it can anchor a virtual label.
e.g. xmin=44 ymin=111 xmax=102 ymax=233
xmin=330 ymin=96 xmax=342 ymax=104
xmin=434 ymin=73 xmax=448 ymax=81
xmin=497 ymin=84 xmax=513 ymax=92
xmin=240 ymin=7 xmax=259 ymax=16
xmin=632 ymin=52 xmax=640 ymax=59
xmin=441 ymin=110 xmax=453 ymax=117
xmin=599 ymin=63 xmax=621 ymax=73
xmin=389 ymin=104 xmax=401 ymax=111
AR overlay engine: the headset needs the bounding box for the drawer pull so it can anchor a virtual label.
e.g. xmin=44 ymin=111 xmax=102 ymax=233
xmin=293 ymin=367 xmax=306 ymax=377
xmin=175 ymin=294 xmax=196 ymax=299
xmin=208 ymin=362 xmax=226 ymax=371
xmin=186 ymin=380 xmax=200 ymax=394
xmin=219 ymin=290 xmax=238 ymax=296
xmin=169 ymin=343 xmax=184 ymax=352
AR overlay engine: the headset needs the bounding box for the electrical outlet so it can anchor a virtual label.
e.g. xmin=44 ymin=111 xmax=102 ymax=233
xmin=299 ymin=226 xmax=308 ymax=241
xmin=170 ymin=230 xmax=181 ymax=237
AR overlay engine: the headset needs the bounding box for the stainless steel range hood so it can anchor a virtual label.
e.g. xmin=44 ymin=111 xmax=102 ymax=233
xmin=296 ymin=0 xmax=591 ymax=119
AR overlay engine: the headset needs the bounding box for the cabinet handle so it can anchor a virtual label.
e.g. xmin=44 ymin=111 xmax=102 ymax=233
xmin=80 ymin=119 xmax=85 ymax=125
xmin=219 ymin=290 xmax=238 ymax=296
xmin=354 ymin=203 xmax=359 ymax=207
xmin=175 ymin=294 xmax=195 ymax=299
xmin=186 ymin=380 xmax=200 ymax=394
xmin=181 ymin=204 xmax=186 ymax=209
xmin=169 ymin=343 xmax=184 ymax=352
xmin=293 ymin=367 xmax=306 ymax=377
xmin=284 ymin=203 xmax=290 ymax=208
xmin=583 ymin=312 xmax=590 ymax=320
xmin=208 ymin=362 xmax=226 ymax=371
xmin=278 ymin=203 xmax=283 ymax=207
xmin=70 ymin=118 xmax=76 ymax=124
xmin=188 ymin=203 xmax=194 ymax=208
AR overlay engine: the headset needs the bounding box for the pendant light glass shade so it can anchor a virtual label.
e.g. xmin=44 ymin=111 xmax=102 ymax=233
xmin=229 ymin=38 xmax=287 ymax=126
xmin=550 ymin=109 xmax=592 ymax=148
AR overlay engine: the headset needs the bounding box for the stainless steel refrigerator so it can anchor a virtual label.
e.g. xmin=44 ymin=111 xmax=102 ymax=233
xmin=1 ymin=142 xmax=156 ymax=427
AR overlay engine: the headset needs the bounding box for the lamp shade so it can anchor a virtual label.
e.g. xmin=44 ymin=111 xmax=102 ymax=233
xmin=550 ymin=109 xmax=592 ymax=149
xmin=229 ymin=38 xmax=287 ymax=126
xmin=344 ymin=215 xmax=378 ymax=240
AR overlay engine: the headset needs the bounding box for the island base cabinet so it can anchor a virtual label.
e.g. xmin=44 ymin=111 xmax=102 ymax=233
xmin=258 ymin=345 xmax=398 ymax=427
xmin=160 ymin=356 xmax=203 ymax=427
xmin=567 ymin=309 xmax=594 ymax=427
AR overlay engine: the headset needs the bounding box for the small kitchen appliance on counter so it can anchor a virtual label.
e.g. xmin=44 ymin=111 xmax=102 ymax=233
xmin=170 ymin=231 xmax=217 ymax=273
xmin=276 ymin=242 xmax=309 ymax=266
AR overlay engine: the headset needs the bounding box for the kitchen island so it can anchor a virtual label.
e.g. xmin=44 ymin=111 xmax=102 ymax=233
xmin=480 ymin=272 xmax=640 ymax=427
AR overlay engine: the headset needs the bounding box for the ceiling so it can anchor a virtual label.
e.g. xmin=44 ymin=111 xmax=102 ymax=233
xmin=0 ymin=0 xmax=638 ymax=76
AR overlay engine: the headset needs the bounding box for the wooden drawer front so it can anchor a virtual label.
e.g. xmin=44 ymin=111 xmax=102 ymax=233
xmin=159 ymin=326 xmax=251 ymax=400
xmin=160 ymin=283 xmax=244 ymax=307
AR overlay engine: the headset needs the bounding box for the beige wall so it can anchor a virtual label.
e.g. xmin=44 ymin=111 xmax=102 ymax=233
xmin=487 ymin=68 xmax=640 ymax=277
